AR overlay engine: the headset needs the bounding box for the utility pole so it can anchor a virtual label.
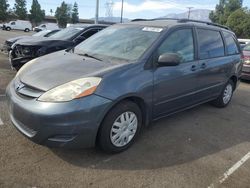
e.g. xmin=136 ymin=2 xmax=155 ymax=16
xmin=187 ymin=7 xmax=193 ymax=19
xmin=95 ymin=0 xmax=99 ymax=24
xmin=120 ymin=0 xmax=124 ymax=23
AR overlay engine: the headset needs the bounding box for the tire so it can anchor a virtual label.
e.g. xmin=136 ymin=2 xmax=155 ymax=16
xmin=211 ymin=80 xmax=234 ymax=108
xmin=24 ymin=28 xmax=30 ymax=32
xmin=97 ymin=100 xmax=142 ymax=153
xmin=6 ymin=27 xmax=11 ymax=31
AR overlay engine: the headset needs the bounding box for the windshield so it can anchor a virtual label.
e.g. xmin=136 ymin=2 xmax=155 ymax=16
xmin=49 ymin=27 xmax=84 ymax=40
xmin=32 ymin=30 xmax=51 ymax=37
xmin=244 ymin=44 xmax=250 ymax=51
xmin=74 ymin=25 xmax=162 ymax=62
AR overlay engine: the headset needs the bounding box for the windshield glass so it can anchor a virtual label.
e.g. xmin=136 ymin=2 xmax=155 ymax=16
xmin=244 ymin=44 xmax=250 ymax=51
xmin=32 ymin=30 xmax=51 ymax=37
xmin=74 ymin=25 xmax=162 ymax=62
xmin=50 ymin=27 xmax=84 ymax=40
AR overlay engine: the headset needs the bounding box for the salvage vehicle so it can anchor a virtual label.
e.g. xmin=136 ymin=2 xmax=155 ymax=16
xmin=9 ymin=25 xmax=107 ymax=70
xmin=2 ymin=20 xmax=32 ymax=32
xmin=3 ymin=29 xmax=60 ymax=52
xmin=241 ymin=44 xmax=250 ymax=80
xmin=6 ymin=19 xmax=242 ymax=153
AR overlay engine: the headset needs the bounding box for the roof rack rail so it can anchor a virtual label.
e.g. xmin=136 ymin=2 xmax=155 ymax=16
xmin=178 ymin=19 xmax=230 ymax=30
xmin=131 ymin=18 xmax=230 ymax=30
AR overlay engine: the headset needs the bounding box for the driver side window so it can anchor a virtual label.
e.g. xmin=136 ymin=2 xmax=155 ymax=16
xmin=157 ymin=28 xmax=195 ymax=63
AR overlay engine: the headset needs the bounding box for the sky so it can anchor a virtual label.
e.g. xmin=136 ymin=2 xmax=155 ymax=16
xmin=7 ymin=0 xmax=250 ymax=19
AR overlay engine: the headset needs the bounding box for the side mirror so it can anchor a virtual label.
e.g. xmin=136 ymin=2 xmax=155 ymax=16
xmin=157 ymin=53 xmax=182 ymax=67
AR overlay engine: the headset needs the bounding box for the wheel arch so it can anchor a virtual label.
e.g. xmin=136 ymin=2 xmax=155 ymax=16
xmin=229 ymin=75 xmax=238 ymax=90
xmin=95 ymin=95 xmax=151 ymax=145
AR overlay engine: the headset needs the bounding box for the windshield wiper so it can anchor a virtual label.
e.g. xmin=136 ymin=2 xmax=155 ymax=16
xmin=81 ymin=53 xmax=102 ymax=61
xmin=76 ymin=53 xmax=102 ymax=61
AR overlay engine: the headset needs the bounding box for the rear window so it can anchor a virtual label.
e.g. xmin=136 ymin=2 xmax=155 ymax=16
xmin=197 ymin=29 xmax=225 ymax=59
xmin=244 ymin=44 xmax=250 ymax=51
xmin=223 ymin=32 xmax=240 ymax=55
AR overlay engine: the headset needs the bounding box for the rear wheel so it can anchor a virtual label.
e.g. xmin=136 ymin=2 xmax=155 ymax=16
xmin=24 ymin=28 xmax=30 ymax=32
xmin=97 ymin=101 xmax=142 ymax=153
xmin=211 ymin=80 xmax=234 ymax=108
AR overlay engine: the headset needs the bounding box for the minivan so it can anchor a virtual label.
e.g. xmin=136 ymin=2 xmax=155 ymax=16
xmin=6 ymin=19 xmax=243 ymax=153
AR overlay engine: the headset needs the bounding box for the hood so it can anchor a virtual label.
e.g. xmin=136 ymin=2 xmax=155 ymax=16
xmin=15 ymin=37 xmax=74 ymax=47
xmin=7 ymin=36 xmax=30 ymax=43
xmin=18 ymin=51 xmax=124 ymax=91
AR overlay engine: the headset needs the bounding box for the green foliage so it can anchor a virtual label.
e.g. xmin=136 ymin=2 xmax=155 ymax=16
xmin=55 ymin=1 xmax=71 ymax=28
xmin=71 ymin=2 xmax=79 ymax=24
xmin=29 ymin=0 xmax=45 ymax=25
xmin=210 ymin=0 xmax=241 ymax=25
xmin=210 ymin=0 xmax=250 ymax=38
xmin=226 ymin=9 xmax=250 ymax=38
xmin=0 ymin=0 xmax=9 ymax=21
xmin=14 ymin=0 xmax=27 ymax=20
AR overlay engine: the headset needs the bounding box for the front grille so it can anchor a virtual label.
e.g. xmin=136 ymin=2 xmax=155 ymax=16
xmin=15 ymin=79 xmax=44 ymax=98
xmin=13 ymin=45 xmax=40 ymax=58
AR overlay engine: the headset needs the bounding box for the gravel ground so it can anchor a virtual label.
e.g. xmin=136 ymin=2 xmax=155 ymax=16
xmin=0 ymin=30 xmax=250 ymax=188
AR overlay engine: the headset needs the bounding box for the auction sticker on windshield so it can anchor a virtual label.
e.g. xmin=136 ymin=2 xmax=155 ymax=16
xmin=142 ymin=27 xmax=163 ymax=32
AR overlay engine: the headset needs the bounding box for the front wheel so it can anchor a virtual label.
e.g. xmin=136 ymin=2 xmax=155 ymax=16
xmin=6 ymin=27 xmax=11 ymax=31
xmin=211 ymin=80 xmax=234 ymax=108
xmin=24 ymin=28 xmax=30 ymax=32
xmin=97 ymin=101 xmax=142 ymax=153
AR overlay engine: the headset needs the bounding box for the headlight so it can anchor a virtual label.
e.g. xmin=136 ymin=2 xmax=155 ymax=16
xmin=38 ymin=77 xmax=102 ymax=102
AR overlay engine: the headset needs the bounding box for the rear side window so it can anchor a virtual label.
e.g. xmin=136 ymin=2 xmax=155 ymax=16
xmin=197 ymin=29 xmax=225 ymax=59
xmin=157 ymin=28 xmax=194 ymax=63
xmin=223 ymin=32 xmax=239 ymax=55
xmin=81 ymin=29 xmax=99 ymax=39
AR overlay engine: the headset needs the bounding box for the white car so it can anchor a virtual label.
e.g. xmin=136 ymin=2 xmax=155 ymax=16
xmin=33 ymin=23 xmax=59 ymax=32
xmin=2 ymin=20 xmax=32 ymax=32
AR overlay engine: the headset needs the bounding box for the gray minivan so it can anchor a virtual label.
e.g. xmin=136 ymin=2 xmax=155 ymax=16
xmin=6 ymin=19 xmax=243 ymax=153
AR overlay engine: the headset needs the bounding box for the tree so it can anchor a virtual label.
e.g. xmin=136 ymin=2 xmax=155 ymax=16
xmin=209 ymin=0 xmax=242 ymax=25
xmin=0 ymin=0 xmax=9 ymax=21
xmin=55 ymin=1 xmax=71 ymax=28
xmin=14 ymin=0 xmax=27 ymax=20
xmin=29 ymin=0 xmax=45 ymax=25
xmin=71 ymin=2 xmax=79 ymax=24
xmin=209 ymin=0 xmax=227 ymax=24
xmin=50 ymin=9 xmax=53 ymax=16
xmin=226 ymin=9 xmax=250 ymax=38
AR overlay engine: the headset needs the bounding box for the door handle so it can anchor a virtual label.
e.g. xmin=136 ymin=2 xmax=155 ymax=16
xmin=201 ymin=63 xmax=207 ymax=69
xmin=191 ymin=65 xmax=197 ymax=71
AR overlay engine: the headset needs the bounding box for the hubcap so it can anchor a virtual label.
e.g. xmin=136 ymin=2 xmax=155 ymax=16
xmin=223 ymin=84 xmax=233 ymax=104
xmin=110 ymin=111 xmax=138 ymax=147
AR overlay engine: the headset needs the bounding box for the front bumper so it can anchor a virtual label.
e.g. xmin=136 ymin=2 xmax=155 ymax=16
xmin=6 ymin=80 xmax=113 ymax=148
xmin=9 ymin=50 xmax=35 ymax=69
xmin=241 ymin=64 xmax=250 ymax=80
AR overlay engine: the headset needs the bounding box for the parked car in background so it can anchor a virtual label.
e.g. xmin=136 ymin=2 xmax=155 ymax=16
xmin=6 ymin=19 xmax=242 ymax=153
xmin=3 ymin=29 xmax=60 ymax=52
xmin=238 ymin=38 xmax=250 ymax=50
xmin=2 ymin=20 xmax=32 ymax=32
xmin=9 ymin=24 xmax=107 ymax=70
xmin=241 ymin=44 xmax=250 ymax=80
xmin=33 ymin=23 xmax=59 ymax=32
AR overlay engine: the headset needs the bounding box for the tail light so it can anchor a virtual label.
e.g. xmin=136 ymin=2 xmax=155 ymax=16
xmin=242 ymin=55 xmax=250 ymax=64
